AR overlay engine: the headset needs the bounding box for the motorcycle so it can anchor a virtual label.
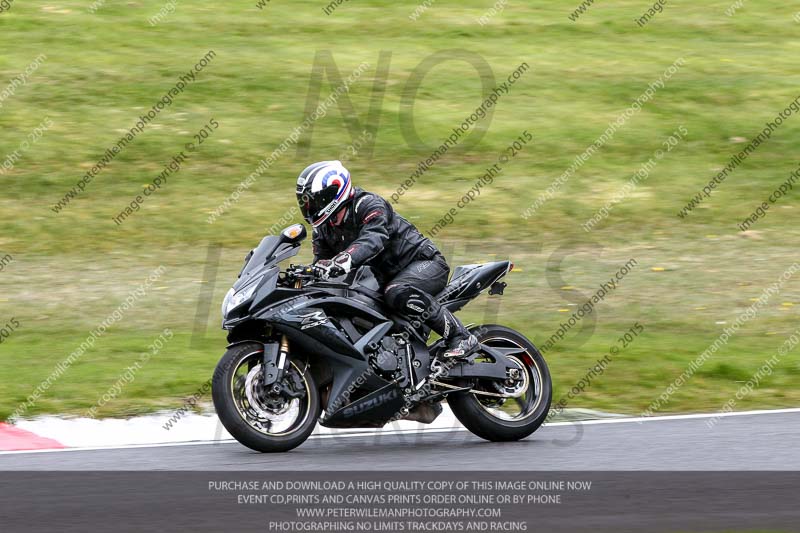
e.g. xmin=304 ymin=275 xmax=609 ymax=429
xmin=212 ymin=224 xmax=552 ymax=452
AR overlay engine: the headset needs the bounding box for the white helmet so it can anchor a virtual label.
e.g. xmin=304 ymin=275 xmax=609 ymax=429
xmin=296 ymin=160 xmax=354 ymax=227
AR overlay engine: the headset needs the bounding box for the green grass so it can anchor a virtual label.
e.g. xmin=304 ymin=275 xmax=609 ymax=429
xmin=1 ymin=0 xmax=799 ymax=419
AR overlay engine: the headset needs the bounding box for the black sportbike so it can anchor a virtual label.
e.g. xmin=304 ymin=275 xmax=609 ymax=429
xmin=212 ymin=224 xmax=552 ymax=452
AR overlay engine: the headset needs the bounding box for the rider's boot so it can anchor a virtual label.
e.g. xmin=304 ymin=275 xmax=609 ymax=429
xmin=430 ymin=308 xmax=478 ymax=360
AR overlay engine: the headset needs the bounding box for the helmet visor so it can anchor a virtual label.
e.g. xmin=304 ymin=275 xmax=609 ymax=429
xmin=298 ymin=184 xmax=340 ymax=223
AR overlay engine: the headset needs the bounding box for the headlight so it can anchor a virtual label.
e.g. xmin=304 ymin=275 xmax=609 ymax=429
xmin=222 ymin=283 xmax=258 ymax=317
xmin=221 ymin=288 xmax=234 ymax=318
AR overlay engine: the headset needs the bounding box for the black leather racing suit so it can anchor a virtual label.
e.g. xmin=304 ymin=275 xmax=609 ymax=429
xmin=312 ymin=188 xmax=468 ymax=343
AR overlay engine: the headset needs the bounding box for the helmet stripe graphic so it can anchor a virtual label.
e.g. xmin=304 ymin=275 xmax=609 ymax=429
xmin=297 ymin=160 xmax=352 ymax=227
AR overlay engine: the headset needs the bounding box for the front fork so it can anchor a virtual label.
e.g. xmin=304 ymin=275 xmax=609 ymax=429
xmin=262 ymin=334 xmax=290 ymax=392
xmin=262 ymin=278 xmax=302 ymax=389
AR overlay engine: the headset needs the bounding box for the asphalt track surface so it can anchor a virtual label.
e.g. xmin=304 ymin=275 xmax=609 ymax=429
xmin=2 ymin=411 xmax=800 ymax=532
xmin=1 ymin=410 xmax=798 ymax=470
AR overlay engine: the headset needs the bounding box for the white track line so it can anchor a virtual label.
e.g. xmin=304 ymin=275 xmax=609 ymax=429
xmin=1 ymin=407 xmax=798 ymax=456
xmin=0 ymin=426 xmax=467 ymax=456
xmin=545 ymin=406 xmax=800 ymax=426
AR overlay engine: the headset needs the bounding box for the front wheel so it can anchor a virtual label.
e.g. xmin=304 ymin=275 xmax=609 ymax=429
xmin=447 ymin=325 xmax=552 ymax=442
xmin=212 ymin=342 xmax=320 ymax=453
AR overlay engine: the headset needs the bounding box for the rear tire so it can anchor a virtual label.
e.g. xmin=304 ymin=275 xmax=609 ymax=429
xmin=212 ymin=342 xmax=320 ymax=453
xmin=447 ymin=325 xmax=552 ymax=442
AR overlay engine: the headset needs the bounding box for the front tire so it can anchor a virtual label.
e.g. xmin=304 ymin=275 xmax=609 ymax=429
xmin=212 ymin=342 xmax=320 ymax=453
xmin=447 ymin=325 xmax=552 ymax=442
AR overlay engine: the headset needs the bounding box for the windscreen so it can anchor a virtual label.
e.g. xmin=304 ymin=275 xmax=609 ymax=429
xmin=233 ymin=236 xmax=299 ymax=291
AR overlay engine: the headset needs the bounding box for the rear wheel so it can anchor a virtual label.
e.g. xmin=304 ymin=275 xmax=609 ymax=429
xmin=447 ymin=325 xmax=552 ymax=442
xmin=212 ymin=342 xmax=319 ymax=453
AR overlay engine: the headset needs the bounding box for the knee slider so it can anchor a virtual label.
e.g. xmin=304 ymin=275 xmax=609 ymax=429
xmin=384 ymin=284 xmax=429 ymax=316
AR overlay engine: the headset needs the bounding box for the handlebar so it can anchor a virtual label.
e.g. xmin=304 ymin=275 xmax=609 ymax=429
xmin=285 ymin=263 xmax=317 ymax=280
xmin=282 ymin=263 xmax=351 ymax=287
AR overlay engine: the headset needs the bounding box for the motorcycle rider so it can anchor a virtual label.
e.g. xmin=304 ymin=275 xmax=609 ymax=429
xmin=296 ymin=160 xmax=478 ymax=359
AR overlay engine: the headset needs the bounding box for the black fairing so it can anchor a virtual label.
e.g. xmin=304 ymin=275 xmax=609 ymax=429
xmin=436 ymin=260 xmax=512 ymax=312
xmin=222 ymin=235 xmax=302 ymax=325
xmin=222 ymin=230 xmax=516 ymax=428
